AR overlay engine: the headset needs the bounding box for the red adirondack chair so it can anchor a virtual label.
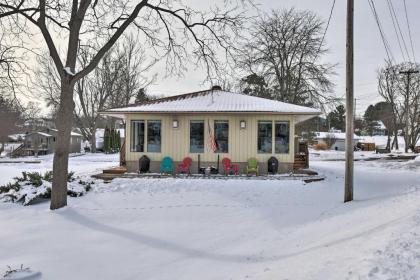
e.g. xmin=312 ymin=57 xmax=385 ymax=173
xmin=177 ymin=157 xmax=193 ymax=174
xmin=222 ymin=157 xmax=239 ymax=176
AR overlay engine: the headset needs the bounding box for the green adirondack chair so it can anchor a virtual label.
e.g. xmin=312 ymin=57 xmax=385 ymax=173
xmin=246 ymin=157 xmax=259 ymax=176
xmin=160 ymin=156 xmax=174 ymax=175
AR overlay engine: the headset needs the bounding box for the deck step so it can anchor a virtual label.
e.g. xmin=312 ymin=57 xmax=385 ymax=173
xmin=103 ymin=166 xmax=128 ymax=174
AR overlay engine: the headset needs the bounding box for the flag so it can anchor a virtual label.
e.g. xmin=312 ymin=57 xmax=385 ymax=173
xmin=207 ymin=120 xmax=218 ymax=152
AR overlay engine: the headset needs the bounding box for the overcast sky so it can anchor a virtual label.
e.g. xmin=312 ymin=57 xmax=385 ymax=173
xmin=147 ymin=0 xmax=420 ymax=117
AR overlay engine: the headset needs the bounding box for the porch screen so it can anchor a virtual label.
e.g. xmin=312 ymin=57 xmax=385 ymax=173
xmin=190 ymin=120 xmax=204 ymax=153
xmin=147 ymin=120 xmax=161 ymax=152
xmin=258 ymin=121 xmax=272 ymax=153
xmin=275 ymin=121 xmax=289 ymax=153
xmin=214 ymin=121 xmax=229 ymax=153
xmin=131 ymin=120 xmax=145 ymax=152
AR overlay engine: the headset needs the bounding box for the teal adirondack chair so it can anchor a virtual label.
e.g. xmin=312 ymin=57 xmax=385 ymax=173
xmin=246 ymin=158 xmax=259 ymax=176
xmin=160 ymin=156 xmax=174 ymax=175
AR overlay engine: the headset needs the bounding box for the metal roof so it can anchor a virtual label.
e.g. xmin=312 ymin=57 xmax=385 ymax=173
xmin=104 ymin=89 xmax=321 ymax=115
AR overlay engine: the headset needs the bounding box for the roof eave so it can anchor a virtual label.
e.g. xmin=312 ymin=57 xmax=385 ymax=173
xmin=101 ymin=110 xmax=321 ymax=116
xmin=99 ymin=111 xmax=127 ymax=119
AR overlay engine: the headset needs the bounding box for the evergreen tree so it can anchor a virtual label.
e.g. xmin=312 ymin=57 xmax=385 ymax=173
xmin=103 ymin=127 xmax=110 ymax=153
xmin=240 ymin=74 xmax=272 ymax=99
xmin=363 ymin=105 xmax=377 ymax=136
xmin=327 ymin=105 xmax=346 ymax=131
xmin=363 ymin=102 xmax=393 ymax=136
xmin=134 ymin=88 xmax=150 ymax=104
xmin=116 ymin=130 xmax=121 ymax=151
xmin=109 ymin=128 xmax=114 ymax=153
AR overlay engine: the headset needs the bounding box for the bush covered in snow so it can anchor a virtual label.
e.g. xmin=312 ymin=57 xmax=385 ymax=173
xmin=2 ymin=265 xmax=41 ymax=279
xmin=0 ymin=171 xmax=94 ymax=206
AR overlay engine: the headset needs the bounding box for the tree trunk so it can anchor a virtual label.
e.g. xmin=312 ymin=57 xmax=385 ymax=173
xmin=386 ymin=134 xmax=391 ymax=150
xmin=394 ymin=128 xmax=399 ymax=150
xmin=90 ymin=127 xmax=97 ymax=153
xmin=50 ymin=80 xmax=75 ymax=210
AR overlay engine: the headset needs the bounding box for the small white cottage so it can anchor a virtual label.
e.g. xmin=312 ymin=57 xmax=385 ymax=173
xmin=102 ymin=86 xmax=321 ymax=173
xmin=315 ymin=131 xmax=362 ymax=151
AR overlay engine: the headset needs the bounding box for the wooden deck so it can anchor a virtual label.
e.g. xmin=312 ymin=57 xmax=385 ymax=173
xmin=92 ymin=169 xmax=324 ymax=183
xmin=103 ymin=166 xmax=128 ymax=174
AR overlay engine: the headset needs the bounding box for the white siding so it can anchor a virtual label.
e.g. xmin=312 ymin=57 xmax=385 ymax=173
xmin=125 ymin=113 xmax=296 ymax=163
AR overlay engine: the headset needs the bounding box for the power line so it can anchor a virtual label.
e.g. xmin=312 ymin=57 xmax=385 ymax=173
xmin=315 ymin=0 xmax=336 ymax=60
xmin=388 ymin=0 xmax=412 ymax=61
xmin=368 ymin=0 xmax=395 ymax=64
xmin=403 ymin=0 xmax=417 ymax=63
xmin=386 ymin=0 xmax=410 ymax=62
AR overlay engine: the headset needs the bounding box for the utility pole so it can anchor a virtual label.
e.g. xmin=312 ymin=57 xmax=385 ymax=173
xmin=399 ymin=70 xmax=418 ymax=152
xmin=344 ymin=0 xmax=354 ymax=203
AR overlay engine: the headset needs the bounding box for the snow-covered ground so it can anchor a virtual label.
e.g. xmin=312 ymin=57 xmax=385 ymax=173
xmin=360 ymin=135 xmax=420 ymax=150
xmin=0 ymin=152 xmax=419 ymax=279
xmin=0 ymin=153 xmax=119 ymax=186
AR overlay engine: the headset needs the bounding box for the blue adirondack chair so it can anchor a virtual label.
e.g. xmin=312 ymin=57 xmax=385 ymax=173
xmin=160 ymin=156 xmax=174 ymax=175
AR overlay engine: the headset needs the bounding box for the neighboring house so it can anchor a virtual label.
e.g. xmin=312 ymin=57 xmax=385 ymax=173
xmin=372 ymin=120 xmax=387 ymax=136
xmin=102 ymin=86 xmax=320 ymax=173
xmin=23 ymin=131 xmax=55 ymax=155
xmin=21 ymin=129 xmax=82 ymax=156
xmin=315 ymin=131 xmax=362 ymax=151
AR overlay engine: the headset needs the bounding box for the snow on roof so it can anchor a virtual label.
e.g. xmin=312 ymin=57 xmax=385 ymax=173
xmin=105 ymin=89 xmax=321 ymax=115
xmin=315 ymin=131 xmax=362 ymax=140
xmin=35 ymin=132 xmax=53 ymax=137
xmin=8 ymin=134 xmax=26 ymax=141
xmin=49 ymin=129 xmax=82 ymax=137
xmin=70 ymin=131 xmax=82 ymax=137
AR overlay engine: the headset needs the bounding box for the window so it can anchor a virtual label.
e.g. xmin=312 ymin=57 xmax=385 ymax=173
xmin=147 ymin=120 xmax=161 ymax=152
xmin=131 ymin=120 xmax=145 ymax=152
xmin=258 ymin=121 xmax=272 ymax=153
xmin=214 ymin=121 xmax=229 ymax=153
xmin=275 ymin=121 xmax=290 ymax=153
xmin=190 ymin=120 xmax=204 ymax=153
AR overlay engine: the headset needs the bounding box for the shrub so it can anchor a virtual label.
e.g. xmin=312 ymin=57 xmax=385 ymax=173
xmin=26 ymin=172 xmax=43 ymax=187
xmin=313 ymin=143 xmax=329 ymax=150
xmin=324 ymin=133 xmax=337 ymax=149
xmin=0 ymin=171 xmax=94 ymax=206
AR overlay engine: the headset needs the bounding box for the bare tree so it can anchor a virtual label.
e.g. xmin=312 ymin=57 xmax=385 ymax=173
xmin=237 ymin=8 xmax=336 ymax=109
xmin=38 ymin=37 xmax=154 ymax=153
xmin=1 ymin=0 xmax=248 ymax=209
xmin=73 ymin=49 xmax=125 ymax=153
xmin=107 ymin=35 xmax=156 ymax=108
xmin=378 ymin=61 xmax=420 ymax=152
xmin=0 ymin=32 xmax=25 ymax=100
xmin=0 ymin=95 xmax=23 ymax=153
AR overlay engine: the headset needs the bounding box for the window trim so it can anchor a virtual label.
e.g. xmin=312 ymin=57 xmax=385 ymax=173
xmin=257 ymin=120 xmax=273 ymax=154
xmin=146 ymin=120 xmax=162 ymax=153
xmin=189 ymin=120 xmax=205 ymax=153
xmin=214 ymin=120 xmax=229 ymax=153
xmin=130 ymin=120 xmax=145 ymax=152
xmin=274 ymin=121 xmax=290 ymax=154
